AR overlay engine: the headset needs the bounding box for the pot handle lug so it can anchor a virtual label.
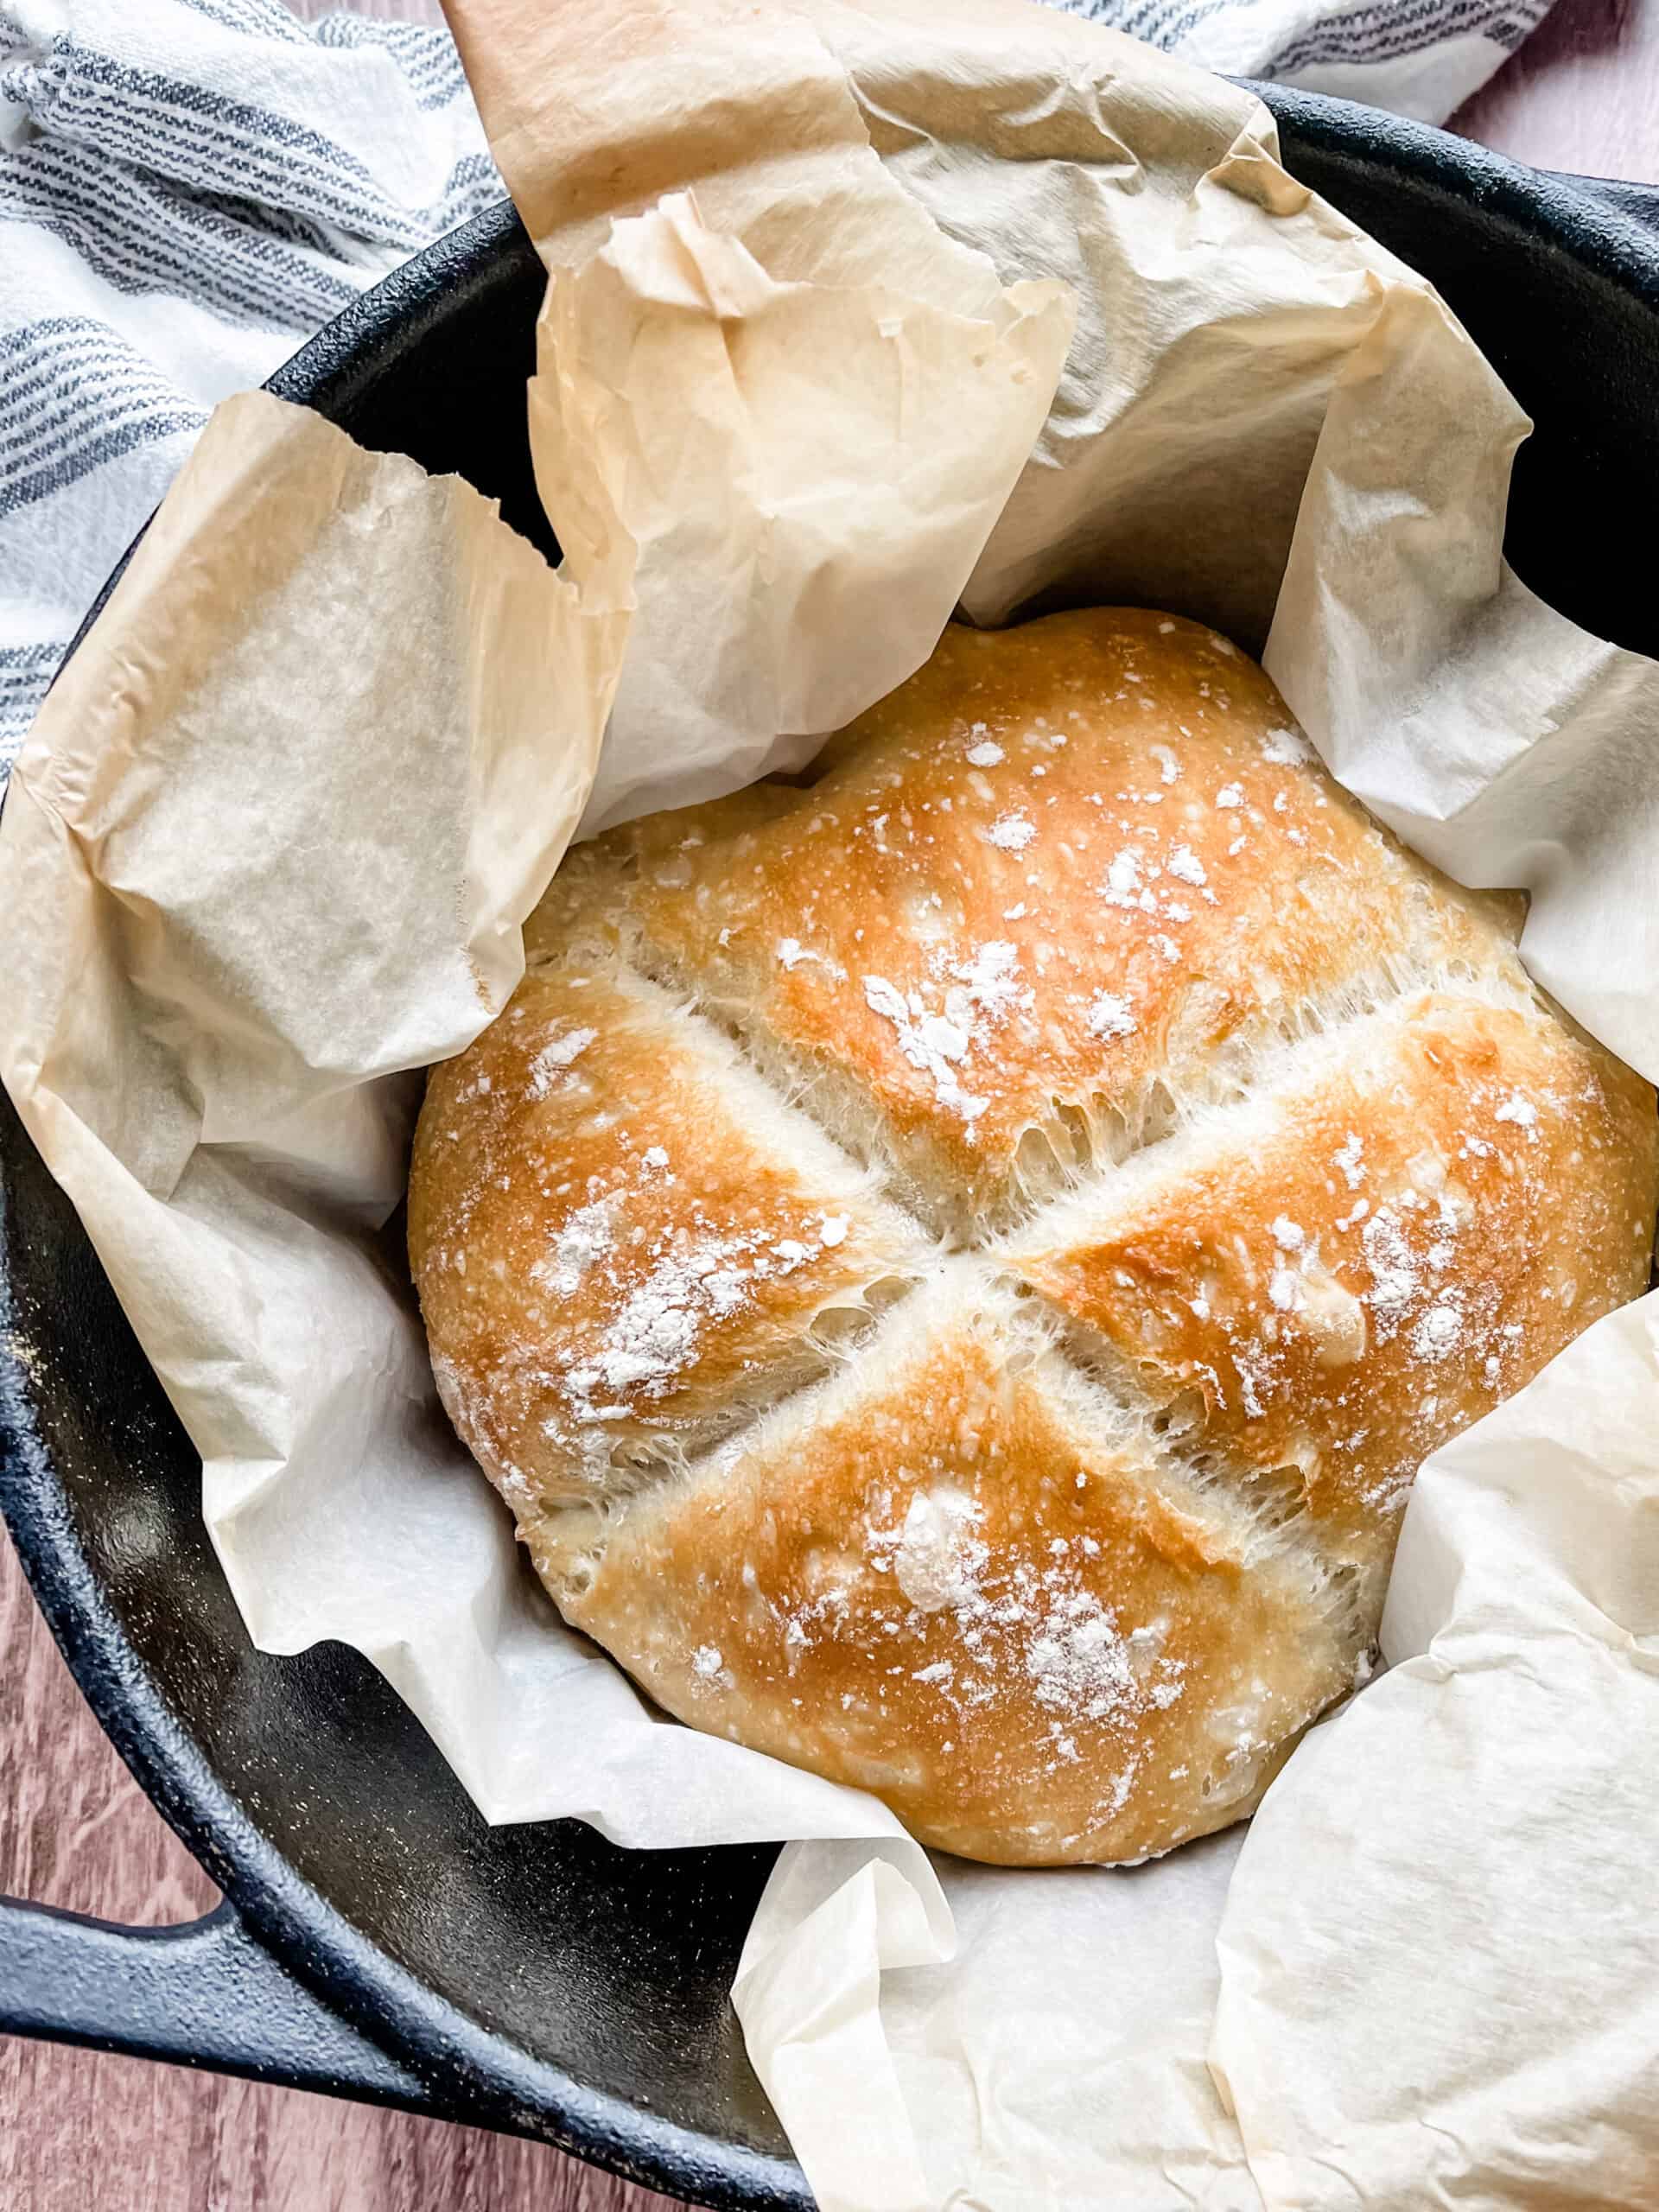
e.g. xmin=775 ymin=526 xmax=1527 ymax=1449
xmin=0 ymin=1891 xmax=429 ymax=2108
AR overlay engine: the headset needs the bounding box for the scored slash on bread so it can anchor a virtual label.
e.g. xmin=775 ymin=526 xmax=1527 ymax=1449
xmin=409 ymin=608 xmax=1658 ymax=1866
xmin=537 ymin=1268 xmax=1359 ymax=1866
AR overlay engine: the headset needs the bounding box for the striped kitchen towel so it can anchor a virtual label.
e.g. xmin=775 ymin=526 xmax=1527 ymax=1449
xmin=0 ymin=0 xmax=498 ymax=774
xmin=0 ymin=0 xmax=1553 ymax=784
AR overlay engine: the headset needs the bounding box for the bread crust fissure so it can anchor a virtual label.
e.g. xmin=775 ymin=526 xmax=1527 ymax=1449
xmin=518 ymin=943 xmax=1485 ymax=1599
xmin=622 ymin=927 xmax=1540 ymax=1245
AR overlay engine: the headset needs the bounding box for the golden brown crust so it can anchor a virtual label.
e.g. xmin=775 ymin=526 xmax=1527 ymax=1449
xmin=1007 ymin=989 xmax=1659 ymax=1595
xmin=542 ymin=1273 xmax=1356 ymax=1866
xmin=410 ymin=607 xmax=1659 ymax=1866
xmin=410 ymin=960 xmax=930 ymax=1510
xmin=615 ymin=610 xmax=1523 ymax=1230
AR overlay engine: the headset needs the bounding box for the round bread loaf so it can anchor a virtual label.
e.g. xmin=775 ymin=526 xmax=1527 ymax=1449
xmin=410 ymin=609 xmax=1658 ymax=1866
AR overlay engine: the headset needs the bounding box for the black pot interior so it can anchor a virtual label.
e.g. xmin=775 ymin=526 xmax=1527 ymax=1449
xmin=3 ymin=86 xmax=1658 ymax=2211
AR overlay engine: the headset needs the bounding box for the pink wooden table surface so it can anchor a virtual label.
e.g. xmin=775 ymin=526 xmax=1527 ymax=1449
xmin=4 ymin=0 xmax=1658 ymax=2205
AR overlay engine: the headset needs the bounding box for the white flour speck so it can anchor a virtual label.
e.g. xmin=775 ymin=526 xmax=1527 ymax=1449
xmin=1261 ymin=727 xmax=1314 ymax=766
xmin=563 ymin=1230 xmax=760 ymax=1415
xmin=862 ymin=976 xmax=988 ymax=1123
xmin=1166 ymin=844 xmax=1207 ymax=887
xmin=1215 ymin=784 xmax=1243 ymax=810
xmin=966 ymin=741 xmax=1005 ymax=768
xmin=534 ymin=1197 xmax=616 ymax=1297
xmin=1411 ymin=1303 xmax=1464 ymax=1361
xmin=1027 ymin=1598 xmax=1137 ymax=1721
xmin=951 ymin=940 xmax=1031 ymax=1024
xmin=918 ymin=1014 xmax=969 ymax=1062
xmin=861 ymin=1491 xmax=1184 ymax=1748
xmin=1362 ymin=1208 xmax=1420 ymax=1323
xmin=1101 ymin=848 xmax=1155 ymax=912
xmin=1087 ymin=992 xmax=1136 ymax=1040
xmin=528 ymin=1026 xmax=596 ymax=1097
xmin=893 ymin=1490 xmax=986 ymax=1613
xmin=988 ymin=811 xmax=1036 ymax=853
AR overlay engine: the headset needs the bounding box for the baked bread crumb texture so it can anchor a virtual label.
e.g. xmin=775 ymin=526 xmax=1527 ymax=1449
xmin=410 ymin=610 xmax=1659 ymax=1866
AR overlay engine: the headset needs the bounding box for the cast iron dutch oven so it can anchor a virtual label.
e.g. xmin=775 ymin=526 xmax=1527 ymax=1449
xmin=3 ymin=85 xmax=1659 ymax=2212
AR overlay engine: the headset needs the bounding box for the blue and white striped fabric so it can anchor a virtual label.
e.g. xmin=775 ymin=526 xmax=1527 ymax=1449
xmin=0 ymin=0 xmax=1553 ymax=783
xmin=0 ymin=0 xmax=499 ymax=773
xmin=1066 ymin=0 xmax=1555 ymax=123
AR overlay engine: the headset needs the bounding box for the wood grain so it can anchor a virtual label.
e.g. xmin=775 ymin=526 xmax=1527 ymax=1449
xmin=4 ymin=0 xmax=1657 ymax=2204
xmin=1451 ymin=0 xmax=1659 ymax=188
